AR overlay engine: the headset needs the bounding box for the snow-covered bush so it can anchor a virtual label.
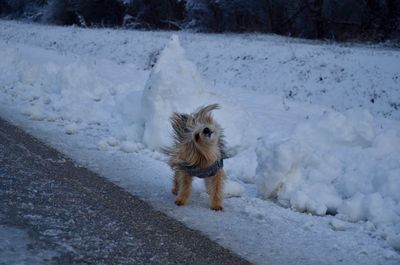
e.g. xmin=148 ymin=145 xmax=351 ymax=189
xmin=0 ymin=0 xmax=46 ymax=20
xmin=185 ymin=0 xmax=271 ymax=33
xmin=43 ymin=0 xmax=125 ymax=26
xmin=123 ymin=0 xmax=185 ymax=30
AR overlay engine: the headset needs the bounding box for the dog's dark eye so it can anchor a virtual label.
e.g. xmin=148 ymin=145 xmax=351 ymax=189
xmin=195 ymin=133 xmax=200 ymax=141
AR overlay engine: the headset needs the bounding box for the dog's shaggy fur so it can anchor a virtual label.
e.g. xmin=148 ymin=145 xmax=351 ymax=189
xmin=164 ymin=104 xmax=226 ymax=211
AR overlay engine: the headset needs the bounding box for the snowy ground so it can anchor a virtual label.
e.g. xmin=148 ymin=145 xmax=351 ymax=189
xmin=1 ymin=20 xmax=399 ymax=264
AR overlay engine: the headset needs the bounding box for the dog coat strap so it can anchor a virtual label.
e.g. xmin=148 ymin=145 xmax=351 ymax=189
xmin=180 ymin=159 xmax=223 ymax=178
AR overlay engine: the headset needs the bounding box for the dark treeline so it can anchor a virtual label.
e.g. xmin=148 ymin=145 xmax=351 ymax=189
xmin=1 ymin=0 xmax=399 ymax=42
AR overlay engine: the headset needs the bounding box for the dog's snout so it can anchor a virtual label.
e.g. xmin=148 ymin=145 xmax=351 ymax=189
xmin=203 ymin=127 xmax=211 ymax=136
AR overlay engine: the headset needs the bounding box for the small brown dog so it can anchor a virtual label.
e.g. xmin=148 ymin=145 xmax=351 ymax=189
xmin=164 ymin=104 xmax=225 ymax=211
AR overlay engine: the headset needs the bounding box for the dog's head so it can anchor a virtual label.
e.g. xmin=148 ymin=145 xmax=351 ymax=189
xmin=191 ymin=104 xmax=221 ymax=148
xmin=170 ymin=104 xmax=221 ymax=145
xmin=168 ymin=104 xmax=223 ymax=165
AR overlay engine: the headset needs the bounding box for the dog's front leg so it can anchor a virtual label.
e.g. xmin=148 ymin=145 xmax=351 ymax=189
xmin=172 ymin=172 xmax=179 ymax=195
xmin=175 ymin=172 xmax=192 ymax=206
xmin=206 ymin=169 xmax=224 ymax=211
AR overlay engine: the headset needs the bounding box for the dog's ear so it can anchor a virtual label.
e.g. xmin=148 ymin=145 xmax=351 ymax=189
xmin=194 ymin=104 xmax=220 ymax=123
xmin=170 ymin=112 xmax=191 ymax=142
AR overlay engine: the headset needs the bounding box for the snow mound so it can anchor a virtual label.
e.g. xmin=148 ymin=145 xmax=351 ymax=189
xmin=330 ymin=219 xmax=350 ymax=231
xmin=22 ymin=107 xmax=47 ymax=121
xmin=0 ymin=43 xmax=147 ymax=144
xmin=56 ymin=61 xmax=116 ymax=124
xmin=120 ymin=141 xmax=144 ymax=153
xmin=141 ymin=35 xmax=208 ymax=150
xmin=256 ymin=109 xmax=400 ymax=242
xmin=64 ymin=123 xmax=78 ymax=135
xmin=223 ymin=179 xmax=245 ymax=198
xmin=141 ymin=35 xmax=250 ymax=151
xmin=225 ymin=148 xmax=257 ymax=184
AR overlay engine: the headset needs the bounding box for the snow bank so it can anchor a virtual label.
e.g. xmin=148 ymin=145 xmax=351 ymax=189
xmin=1 ymin=51 xmax=112 ymax=124
xmin=141 ymin=35 xmax=251 ymax=151
xmin=255 ymin=109 xmax=400 ymax=247
xmin=0 ymin=42 xmax=147 ymax=147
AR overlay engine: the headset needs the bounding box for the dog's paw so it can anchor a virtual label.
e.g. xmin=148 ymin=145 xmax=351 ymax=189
xmin=175 ymin=199 xmax=186 ymax=206
xmin=211 ymin=205 xmax=223 ymax=211
xmin=171 ymin=188 xmax=178 ymax=196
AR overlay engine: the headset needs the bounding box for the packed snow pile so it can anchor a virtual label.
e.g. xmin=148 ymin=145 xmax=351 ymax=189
xmin=0 ymin=47 xmax=110 ymax=124
xmin=255 ymin=109 xmax=400 ymax=249
xmin=0 ymin=42 xmax=148 ymax=150
xmin=141 ymin=35 xmax=251 ymax=151
xmin=141 ymin=35 xmax=209 ymax=149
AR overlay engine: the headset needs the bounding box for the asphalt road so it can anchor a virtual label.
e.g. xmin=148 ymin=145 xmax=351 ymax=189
xmin=0 ymin=117 xmax=251 ymax=265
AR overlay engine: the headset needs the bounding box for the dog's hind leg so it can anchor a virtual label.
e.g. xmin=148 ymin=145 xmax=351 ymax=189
xmin=175 ymin=173 xmax=192 ymax=206
xmin=205 ymin=169 xmax=224 ymax=211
